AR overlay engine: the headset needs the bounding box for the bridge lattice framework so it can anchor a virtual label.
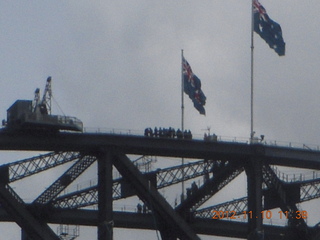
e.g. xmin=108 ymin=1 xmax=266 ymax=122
xmin=0 ymin=132 xmax=319 ymax=240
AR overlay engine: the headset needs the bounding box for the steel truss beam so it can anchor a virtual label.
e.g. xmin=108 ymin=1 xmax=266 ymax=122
xmin=194 ymin=174 xmax=320 ymax=218
xmin=0 ymin=156 xmax=318 ymax=239
xmin=34 ymin=155 xmax=97 ymax=204
xmin=52 ymin=186 xmax=98 ymax=209
xmin=0 ymin=183 xmax=59 ymax=240
xmin=4 ymin=151 xmax=81 ymax=182
xmin=0 ymin=132 xmax=319 ymax=239
xmin=195 ymin=171 xmax=320 ymax=220
xmin=112 ymin=151 xmax=200 ymax=240
xmin=176 ymin=161 xmax=243 ymax=215
xmin=52 ymin=157 xmax=320 ymax=220
xmin=195 ymin=196 xmax=248 ymax=218
xmin=51 ymin=159 xmax=216 ymax=209
xmin=1 ymin=132 xmax=320 ymax=169
xmin=300 ymin=179 xmax=320 ymax=201
xmin=194 ymin=163 xmax=315 ymax=239
xmin=156 ymin=159 xmax=214 ymax=188
xmin=262 ymin=163 xmax=310 ymax=239
xmin=0 ymin=208 xmax=313 ymax=239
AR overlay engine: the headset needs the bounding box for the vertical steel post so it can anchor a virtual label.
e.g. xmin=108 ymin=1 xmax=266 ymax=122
xmin=21 ymin=230 xmax=29 ymax=240
xmin=98 ymin=150 xmax=113 ymax=240
xmin=246 ymin=157 xmax=264 ymax=240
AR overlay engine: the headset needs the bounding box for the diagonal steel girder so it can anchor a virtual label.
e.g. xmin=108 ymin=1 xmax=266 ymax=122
xmin=51 ymin=159 xmax=215 ymax=209
xmin=156 ymin=159 xmax=215 ymax=188
xmin=194 ymin=196 xmax=248 ymax=219
xmin=0 ymin=183 xmax=60 ymax=240
xmin=176 ymin=161 xmax=243 ymax=214
xmin=262 ymin=163 xmax=310 ymax=238
xmin=263 ymin=164 xmax=308 ymax=215
xmin=112 ymin=151 xmax=200 ymax=240
xmin=4 ymin=151 xmax=82 ymax=182
xmin=300 ymin=178 xmax=320 ymax=201
xmin=34 ymin=155 xmax=97 ymax=204
xmin=195 ymin=175 xmax=320 ymax=219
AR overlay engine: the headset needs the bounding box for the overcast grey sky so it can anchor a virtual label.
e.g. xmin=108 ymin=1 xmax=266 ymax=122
xmin=1 ymin=1 xmax=320 ymax=239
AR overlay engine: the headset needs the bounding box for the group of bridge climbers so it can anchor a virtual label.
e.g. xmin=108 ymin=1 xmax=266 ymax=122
xmin=144 ymin=127 xmax=192 ymax=140
xmin=137 ymin=203 xmax=149 ymax=214
xmin=186 ymin=181 xmax=199 ymax=198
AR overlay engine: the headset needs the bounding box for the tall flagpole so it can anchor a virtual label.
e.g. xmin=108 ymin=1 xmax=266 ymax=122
xmin=181 ymin=49 xmax=185 ymax=201
xmin=250 ymin=0 xmax=255 ymax=142
xmin=181 ymin=49 xmax=185 ymax=139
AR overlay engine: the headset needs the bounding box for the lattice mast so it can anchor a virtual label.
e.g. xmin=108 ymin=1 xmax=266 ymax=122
xmin=42 ymin=76 xmax=52 ymax=114
xmin=32 ymin=76 xmax=52 ymax=115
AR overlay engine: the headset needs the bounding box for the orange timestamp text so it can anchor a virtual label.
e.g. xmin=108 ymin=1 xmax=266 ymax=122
xmin=212 ymin=210 xmax=308 ymax=220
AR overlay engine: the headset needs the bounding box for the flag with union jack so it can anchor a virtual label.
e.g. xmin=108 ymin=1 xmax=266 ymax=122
xmin=253 ymin=0 xmax=285 ymax=56
xmin=182 ymin=57 xmax=206 ymax=115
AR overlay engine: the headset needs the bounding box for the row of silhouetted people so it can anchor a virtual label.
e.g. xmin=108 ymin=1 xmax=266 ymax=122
xmin=144 ymin=127 xmax=192 ymax=139
xmin=137 ymin=203 xmax=149 ymax=214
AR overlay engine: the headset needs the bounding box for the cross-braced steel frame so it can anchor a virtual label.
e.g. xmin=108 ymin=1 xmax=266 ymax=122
xmin=0 ymin=132 xmax=320 ymax=240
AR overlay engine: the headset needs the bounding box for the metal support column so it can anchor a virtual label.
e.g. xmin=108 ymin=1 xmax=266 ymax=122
xmin=245 ymin=157 xmax=264 ymax=240
xmin=21 ymin=230 xmax=31 ymax=240
xmin=113 ymin=152 xmax=200 ymax=240
xmin=98 ymin=150 xmax=113 ymax=240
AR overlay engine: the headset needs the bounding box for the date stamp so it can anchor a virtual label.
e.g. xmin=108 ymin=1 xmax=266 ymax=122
xmin=212 ymin=210 xmax=308 ymax=220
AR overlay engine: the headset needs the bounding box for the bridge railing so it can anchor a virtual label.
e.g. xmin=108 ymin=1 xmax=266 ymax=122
xmin=270 ymin=165 xmax=320 ymax=183
xmin=83 ymin=127 xmax=320 ymax=152
xmin=83 ymin=127 xmax=141 ymax=135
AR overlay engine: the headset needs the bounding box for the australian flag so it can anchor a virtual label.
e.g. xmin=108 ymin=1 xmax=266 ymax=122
xmin=253 ymin=0 xmax=285 ymax=56
xmin=182 ymin=57 xmax=206 ymax=115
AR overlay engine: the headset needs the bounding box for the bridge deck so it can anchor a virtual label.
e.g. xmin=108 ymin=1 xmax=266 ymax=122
xmin=0 ymin=132 xmax=319 ymax=169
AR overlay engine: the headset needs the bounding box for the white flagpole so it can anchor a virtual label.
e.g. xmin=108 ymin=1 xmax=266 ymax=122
xmin=250 ymin=0 xmax=255 ymax=142
xmin=181 ymin=49 xmax=185 ymax=201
